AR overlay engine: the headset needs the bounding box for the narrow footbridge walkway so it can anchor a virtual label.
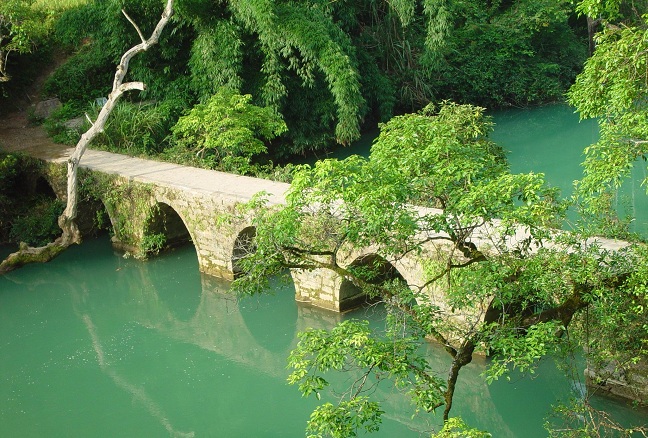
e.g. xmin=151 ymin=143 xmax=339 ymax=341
xmin=0 ymin=108 xmax=288 ymax=204
xmin=0 ymin=115 xmax=631 ymax=314
xmin=73 ymin=148 xmax=289 ymax=205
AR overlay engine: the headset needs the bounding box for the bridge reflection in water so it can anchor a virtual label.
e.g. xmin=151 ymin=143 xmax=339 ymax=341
xmin=78 ymin=239 xmax=574 ymax=437
xmin=3 ymin=236 xmax=642 ymax=437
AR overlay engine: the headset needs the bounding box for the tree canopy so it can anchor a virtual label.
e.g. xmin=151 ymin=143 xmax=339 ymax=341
xmin=232 ymin=102 xmax=648 ymax=435
xmin=568 ymin=11 xmax=648 ymax=237
xmin=0 ymin=0 xmax=51 ymax=84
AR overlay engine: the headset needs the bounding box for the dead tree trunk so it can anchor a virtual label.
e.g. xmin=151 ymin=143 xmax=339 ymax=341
xmin=1 ymin=0 xmax=174 ymax=274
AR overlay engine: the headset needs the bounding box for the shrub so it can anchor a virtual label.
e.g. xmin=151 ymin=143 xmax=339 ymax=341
xmin=43 ymin=102 xmax=86 ymax=144
xmin=9 ymin=197 xmax=64 ymax=247
xmin=170 ymin=89 xmax=287 ymax=173
xmin=92 ymin=99 xmax=185 ymax=155
xmin=52 ymin=1 xmax=99 ymax=49
xmin=42 ymin=45 xmax=113 ymax=103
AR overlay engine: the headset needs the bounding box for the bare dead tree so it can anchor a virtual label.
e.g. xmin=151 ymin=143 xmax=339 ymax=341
xmin=0 ymin=0 xmax=175 ymax=274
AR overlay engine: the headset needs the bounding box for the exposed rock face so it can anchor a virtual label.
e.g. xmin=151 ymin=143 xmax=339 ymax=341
xmin=33 ymin=98 xmax=61 ymax=119
xmin=63 ymin=117 xmax=85 ymax=130
xmin=586 ymin=360 xmax=648 ymax=404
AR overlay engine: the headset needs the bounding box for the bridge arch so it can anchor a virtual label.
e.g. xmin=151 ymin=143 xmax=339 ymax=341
xmin=339 ymin=253 xmax=407 ymax=312
xmin=143 ymin=201 xmax=193 ymax=255
xmin=34 ymin=176 xmax=57 ymax=198
xmin=231 ymin=226 xmax=256 ymax=277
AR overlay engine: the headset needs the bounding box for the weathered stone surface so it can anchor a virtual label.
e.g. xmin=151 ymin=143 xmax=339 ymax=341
xmin=586 ymin=360 xmax=648 ymax=404
xmin=63 ymin=117 xmax=85 ymax=130
xmin=33 ymin=98 xmax=61 ymax=119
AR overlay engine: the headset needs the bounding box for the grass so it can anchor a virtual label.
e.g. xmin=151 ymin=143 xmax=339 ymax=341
xmin=33 ymin=0 xmax=88 ymax=12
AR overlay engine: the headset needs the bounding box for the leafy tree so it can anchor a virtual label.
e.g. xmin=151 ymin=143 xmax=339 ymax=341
xmin=1 ymin=0 xmax=175 ymax=273
xmin=170 ymin=89 xmax=286 ymax=173
xmin=562 ymin=4 xmax=648 ymax=433
xmin=0 ymin=0 xmax=51 ymax=83
xmin=431 ymin=0 xmax=586 ymax=107
xmin=43 ymin=0 xmax=586 ymax=157
xmin=232 ymin=102 xmax=648 ymax=435
xmin=568 ymin=14 xmax=648 ymax=238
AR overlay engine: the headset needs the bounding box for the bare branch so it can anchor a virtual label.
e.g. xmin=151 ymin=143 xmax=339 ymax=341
xmin=61 ymin=0 xmax=174 ymax=245
xmin=122 ymin=9 xmax=146 ymax=44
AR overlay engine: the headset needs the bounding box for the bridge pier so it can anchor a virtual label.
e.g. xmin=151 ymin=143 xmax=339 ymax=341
xmin=291 ymin=265 xmax=345 ymax=312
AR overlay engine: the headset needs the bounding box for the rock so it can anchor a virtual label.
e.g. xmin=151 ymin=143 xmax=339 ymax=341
xmin=63 ymin=117 xmax=86 ymax=130
xmin=586 ymin=360 xmax=648 ymax=404
xmin=33 ymin=98 xmax=62 ymax=119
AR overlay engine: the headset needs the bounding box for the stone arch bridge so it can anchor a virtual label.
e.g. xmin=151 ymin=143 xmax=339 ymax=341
xmin=25 ymin=148 xmax=628 ymax=315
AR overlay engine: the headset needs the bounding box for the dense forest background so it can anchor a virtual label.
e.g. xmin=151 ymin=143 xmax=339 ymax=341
xmin=2 ymin=0 xmax=590 ymax=164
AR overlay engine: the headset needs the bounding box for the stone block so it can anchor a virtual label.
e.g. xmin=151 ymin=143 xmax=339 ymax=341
xmin=34 ymin=98 xmax=61 ymax=119
xmin=63 ymin=117 xmax=86 ymax=130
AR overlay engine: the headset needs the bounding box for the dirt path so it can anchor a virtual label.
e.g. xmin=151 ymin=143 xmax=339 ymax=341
xmin=0 ymin=109 xmax=71 ymax=162
xmin=0 ymin=53 xmax=75 ymax=161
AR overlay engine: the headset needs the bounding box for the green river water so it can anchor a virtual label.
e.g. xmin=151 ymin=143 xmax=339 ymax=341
xmin=1 ymin=104 xmax=647 ymax=437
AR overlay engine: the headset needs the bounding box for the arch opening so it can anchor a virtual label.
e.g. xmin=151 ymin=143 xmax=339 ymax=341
xmin=77 ymin=197 xmax=112 ymax=238
xmin=144 ymin=202 xmax=192 ymax=255
xmin=34 ymin=176 xmax=56 ymax=198
xmin=232 ymin=226 xmax=256 ymax=278
xmin=6 ymin=174 xmax=62 ymax=247
xmin=339 ymin=254 xmax=407 ymax=313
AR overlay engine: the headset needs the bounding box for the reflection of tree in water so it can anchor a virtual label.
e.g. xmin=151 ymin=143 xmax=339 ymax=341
xmin=81 ymin=314 xmax=195 ymax=438
xmin=4 ymin=234 xmax=520 ymax=436
xmin=340 ymin=303 xmax=517 ymax=436
xmin=40 ymin=237 xmax=523 ymax=436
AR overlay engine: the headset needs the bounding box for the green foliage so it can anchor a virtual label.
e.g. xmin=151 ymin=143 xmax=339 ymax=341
xmin=305 ymin=397 xmax=384 ymax=438
xmin=567 ymin=14 xmax=648 ymax=237
xmin=483 ymin=321 xmax=563 ymax=383
xmin=0 ymin=154 xmax=21 ymax=240
xmin=288 ymin=319 xmax=443 ymax=436
xmin=140 ymin=232 xmax=166 ymax=255
xmin=576 ymin=0 xmax=648 ymax=24
xmin=38 ymin=0 xmax=590 ymax=156
xmin=94 ymin=100 xmax=184 ymax=155
xmin=0 ymin=153 xmax=64 ymax=246
xmin=233 ymin=101 xmax=648 ymax=435
xmin=42 ymin=44 xmax=113 ymax=102
xmin=9 ymin=196 xmax=64 ymax=246
xmin=433 ymin=417 xmax=491 ymax=438
xmin=42 ymin=102 xmax=85 ymax=144
xmin=170 ymin=89 xmax=286 ymax=173
xmin=0 ymin=0 xmax=53 ymax=82
xmin=188 ymin=21 xmax=243 ymax=101
xmin=51 ymin=1 xmax=100 ymax=49
xmin=547 ymin=396 xmax=648 ymax=437
xmin=432 ymin=0 xmax=586 ymax=107
xmin=574 ymin=245 xmax=648 ymax=371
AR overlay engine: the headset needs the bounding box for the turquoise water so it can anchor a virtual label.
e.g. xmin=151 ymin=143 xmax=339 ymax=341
xmin=1 ymin=104 xmax=647 ymax=436
xmin=1 ymin=238 xmax=646 ymax=437
xmin=490 ymin=104 xmax=648 ymax=234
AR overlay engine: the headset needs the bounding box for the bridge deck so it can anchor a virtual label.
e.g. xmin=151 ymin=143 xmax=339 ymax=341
xmin=0 ymin=113 xmax=289 ymax=205
xmin=0 ymin=115 xmax=628 ymax=253
xmin=77 ymin=149 xmax=289 ymax=205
